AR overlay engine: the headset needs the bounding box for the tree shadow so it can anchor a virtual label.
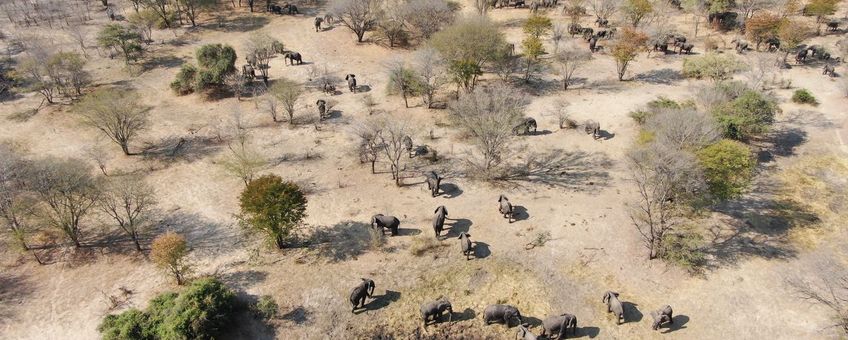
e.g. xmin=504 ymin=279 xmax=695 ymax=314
xmin=0 ymin=272 xmax=33 ymax=321
xmin=512 ymin=205 xmax=529 ymax=221
xmin=141 ymin=135 xmax=224 ymax=165
xmin=634 ymin=68 xmax=683 ymax=85
xmin=660 ymin=314 xmax=689 ymax=333
xmin=596 ymin=130 xmax=615 ymax=140
xmin=363 ymin=290 xmax=401 ymax=312
xmin=142 ymin=55 xmax=183 ymax=71
xmin=306 ymin=221 xmax=372 ymax=262
xmin=281 ymin=306 xmax=311 ymax=325
xmin=497 ymin=149 xmax=612 ymax=191
xmin=154 ymin=212 xmax=239 ymax=255
xmin=440 ymin=183 xmax=463 ymax=198
xmin=212 ymin=15 xmax=271 ymax=32
xmin=474 ymin=241 xmax=491 ymax=259
xmin=354 ymin=85 xmax=372 ymax=93
xmin=576 ymin=326 xmax=601 ymax=338
xmin=445 ymin=218 xmax=472 ymax=238
xmin=623 ymin=302 xmax=643 ymax=323
xmin=219 ymin=270 xmax=268 ymax=290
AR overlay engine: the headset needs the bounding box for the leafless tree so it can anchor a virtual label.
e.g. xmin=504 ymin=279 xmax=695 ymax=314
xmin=645 ymin=108 xmax=720 ymax=150
xmin=75 ymin=88 xmax=149 ymax=155
xmin=270 ymin=78 xmax=303 ymax=124
xmin=224 ymin=73 xmax=248 ymax=100
xmin=219 ymin=112 xmax=267 ymax=185
xmin=86 ymin=144 xmax=112 ymax=176
xmin=246 ymin=33 xmax=281 ymax=83
xmin=413 ymin=47 xmax=447 ymax=108
xmin=29 ymin=157 xmax=100 ymax=248
xmin=627 ymin=144 xmax=704 ymax=259
xmin=547 ymin=99 xmax=573 ymax=129
xmin=0 ymin=145 xmax=41 ymax=263
xmin=401 ymin=0 xmax=455 ymax=39
xmin=64 ymin=24 xmax=89 ymax=57
xmin=743 ymin=53 xmax=782 ymax=90
xmin=98 ymin=176 xmax=156 ymax=251
xmin=550 ymin=24 xmax=567 ymax=55
xmin=589 ymin=0 xmax=620 ymax=22
xmin=375 ymin=117 xmax=412 ymax=186
xmin=330 ymin=0 xmax=382 ymax=42
xmin=351 ymin=119 xmax=382 ymax=173
xmin=448 ymin=84 xmax=528 ymax=175
xmin=262 ymin=96 xmax=280 ymax=122
xmin=786 ymin=268 xmax=848 ymax=335
xmin=553 ymin=42 xmax=592 ymax=90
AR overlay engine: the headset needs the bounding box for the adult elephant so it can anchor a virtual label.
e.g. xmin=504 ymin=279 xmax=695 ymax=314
xmin=603 ymin=291 xmax=625 ymax=324
xmin=284 ymin=52 xmax=303 ymax=65
xmin=513 ymin=117 xmax=537 ymax=135
xmin=484 ymin=304 xmax=523 ymax=326
xmin=433 ymin=205 xmax=448 ymax=237
xmin=314 ymin=17 xmax=323 ymax=32
xmin=349 ymin=278 xmax=375 ymax=312
xmin=371 ymin=214 xmax=400 ymax=236
xmin=650 ymin=305 xmax=673 ymax=330
xmin=458 ymin=232 xmax=473 ymax=260
xmin=539 ymin=313 xmax=577 ymax=339
xmin=420 ymin=297 xmax=453 ymax=326
xmin=584 ymin=120 xmax=600 ymax=139
xmin=498 ymin=195 xmax=514 ymax=223
xmin=425 ymin=171 xmax=442 ymax=197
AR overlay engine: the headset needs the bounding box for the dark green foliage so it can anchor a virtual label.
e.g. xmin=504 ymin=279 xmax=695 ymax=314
xmin=661 ymin=228 xmax=706 ymax=271
xmin=711 ymin=89 xmax=778 ymax=140
xmin=98 ymin=279 xmax=236 ymax=340
xmin=629 ymin=96 xmax=691 ymax=125
xmin=97 ymin=24 xmax=144 ymax=65
xmin=448 ymin=60 xmax=482 ymax=92
xmin=791 ymin=89 xmax=818 ymax=105
xmin=171 ymin=44 xmax=237 ymax=95
xmin=697 ymin=139 xmax=755 ymax=200
xmin=239 ymin=175 xmax=308 ymax=249
xmin=251 ymin=295 xmax=278 ymax=320
xmin=170 ymin=64 xmax=198 ymax=95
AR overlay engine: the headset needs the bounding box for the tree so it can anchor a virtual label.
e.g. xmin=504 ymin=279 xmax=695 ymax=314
xmin=448 ymin=84 xmax=528 ymax=175
xmin=47 ymin=52 xmax=90 ymax=97
xmin=804 ymin=0 xmax=839 ymax=34
xmin=376 ymin=17 xmax=408 ymax=48
xmin=239 ymin=174 xmax=307 ymax=249
xmin=75 ymin=88 xmax=149 ymax=155
xmin=589 ymin=0 xmax=620 ymax=22
xmin=644 ymin=107 xmax=720 ymax=150
xmin=711 ymin=87 xmax=778 ymax=140
xmin=29 ymin=158 xmax=100 ymax=247
xmin=269 ymin=78 xmax=302 ymax=124
xmin=0 ymin=146 xmax=41 ymax=263
xmin=623 ymin=0 xmax=653 ymax=26
xmin=400 ymin=0 xmax=455 ymax=39
xmin=697 ymin=139 xmax=755 ymax=200
xmin=224 ymin=73 xmax=248 ymax=100
xmin=746 ymin=12 xmax=782 ymax=50
xmin=171 ymin=64 xmax=198 ymax=95
xmin=219 ymin=114 xmax=266 ymax=184
xmin=97 ymin=24 xmax=143 ymax=65
xmin=524 ymin=15 xmax=553 ymax=39
xmin=610 ymin=27 xmax=648 ymax=81
xmin=127 ymin=8 xmax=159 ymax=44
xmin=786 ymin=268 xmax=848 ymax=335
xmin=737 ymin=0 xmax=773 ymax=18
xmin=151 ymin=231 xmax=192 ymax=285
xmin=386 ymin=61 xmax=422 ymax=108
xmin=19 ymin=56 xmax=57 ymax=105
xmin=412 ymin=47 xmax=448 ymax=108
xmin=245 ymin=33 xmax=280 ymax=83
xmin=681 ymin=53 xmax=745 ymax=83
xmin=377 ymin=117 xmax=413 ymax=186
xmin=195 ymin=44 xmax=237 ymax=90
xmin=429 ymin=15 xmax=506 ymax=69
xmin=683 ymin=0 xmax=709 ymax=37
xmin=140 ymin=0 xmax=172 ymax=29
xmin=627 ymin=144 xmax=704 ymax=259
xmin=179 ymin=0 xmax=216 ymax=27
xmin=777 ymin=19 xmax=814 ymax=64
xmin=330 ymin=0 xmax=382 ymax=42
xmin=522 ymin=37 xmax=545 ymax=83
xmin=554 ymin=43 xmax=592 ymax=90
xmin=98 ymin=176 xmax=156 ymax=252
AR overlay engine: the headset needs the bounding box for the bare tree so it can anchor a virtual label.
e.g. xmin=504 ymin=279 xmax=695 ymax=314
xmin=0 ymin=145 xmax=41 ymax=263
xmin=550 ymin=24 xmax=567 ymax=55
xmin=140 ymin=0 xmax=172 ymax=28
xmin=401 ymin=0 xmax=454 ymax=39
xmin=269 ymin=78 xmax=303 ymax=124
xmin=351 ymin=119 xmax=381 ymax=173
xmin=553 ymin=42 xmax=592 ymax=90
xmin=386 ymin=60 xmax=421 ymax=108
xmin=644 ymin=108 xmax=720 ymax=150
xmin=375 ymin=117 xmax=412 ymax=186
xmin=262 ymin=95 xmax=280 ymax=122
xmin=64 ymin=24 xmax=89 ymax=57
xmin=330 ymin=0 xmax=382 ymax=42
xmin=627 ymin=144 xmax=704 ymax=259
xmin=224 ymin=72 xmax=248 ymax=100
xmin=786 ymin=268 xmax=848 ymax=335
xmin=245 ymin=33 xmax=281 ymax=83
xmin=29 ymin=158 xmax=100 ymax=248
xmin=448 ymin=84 xmax=528 ymax=175
xmin=413 ymin=47 xmax=447 ymax=108
xmin=219 ymin=113 xmax=267 ymax=185
xmin=98 ymin=176 xmax=156 ymax=251
xmin=75 ymin=88 xmax=149 ymax=155
xmin=743 ymin=53 xmax=781 ymax=90
xmin=589 ymin=0 xmax=620 ymax=22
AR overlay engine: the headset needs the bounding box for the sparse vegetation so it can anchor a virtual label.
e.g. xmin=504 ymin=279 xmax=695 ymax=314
xmin=791 ymin=89 xmax=818 ymax=105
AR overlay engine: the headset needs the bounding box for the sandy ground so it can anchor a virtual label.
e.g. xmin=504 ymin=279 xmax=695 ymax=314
xmin=1 ymin=0 xmax=847 ymax=339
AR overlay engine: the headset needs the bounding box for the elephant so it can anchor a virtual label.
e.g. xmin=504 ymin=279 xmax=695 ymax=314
xmin=589 ymin=37 xmax=599 ymax=53
xmin=420 ymin=297 xmax=453 ymax=326
xmin=484 ymin=304 xmax=522 ymax=326
xmin=284 ymin=52 xmax=303 ymax=65
xmin=314 ymin=17 xmax=323 ymax=31
xmin=282 ymin=3 xmax=299 ymax=14
xmin=324 ymin=14 xmax=335 ymax=25
xmin=458 ymin=232 xmax=473 ymax=260
xmin=766 ymin=37 xmax=780 ymax=52
xmin=269 ymin=4 xmax=283 ymax=14
xmin=796 ymin=49 xmax=809 ymax=64
xmin=345 ymin=74 xmax=357 ymax=93
xmin=731 ymin=39 xmax=748 ymax=54
xmin=371 ymin=214 xmax=400 ymax=236
xmin=513 ymin=118 xmax=537 ymax=135
xmin=425 ymin=171 xmax=441 ymax=197
xmin=584 ymin=120 xmax=600 ymax=139
xmin=433 ymin=205 xmax=448 ymax=237
xmin=675 ymin=41 xmax=694 ymax=54
xmin=498 ymin=195 xmax=514 ymax=223
xmin=595 ymin=17 xmax=609 ymax=27
xmin=824 ymin=64 xmax=836 ymax=77
xmin=322 ymin=83 xmax=336 ymax=94
xmin=317 ymin=100 xmax=328 ymax=120
xmin=602 ymin=291 xmax=625 ymax=324
xmin=650 ymin=305 xmax=673 ymax=330
xmin=827 ymin=21 xmax=839 ymax=31
xmin=568 ymin=23 xmax=583 ymax=36
xmin=402 ymin=135 xmax=414 ymax=157
xmin=516 ymin=323 xmax=538 ymax=340
xmin=242 ymin=64 xmax=256 ymax=79
xmin=349 ymin=278 xmax=375 ymax=312
xmin=539 ymin=313 xmax=577 ymax=339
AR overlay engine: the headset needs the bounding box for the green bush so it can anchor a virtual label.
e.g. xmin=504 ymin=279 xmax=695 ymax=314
xmin=660 ymin=228 xmax=706 ymax=271
xmin=681 ymin=53 xmax=744 ymax=82
xmin=171 ymin=44 xmax=236 ymax=95
xmin=711 ymin=89 xmax=778 ymax=140
xmin=252 ymin=295 xmax=278 ymax=320
xmin=791 ymin=88 xmax=818 ymax=105
xmin=170 ymin=64 xmax=198 ymax=95
xmin=239 ymin=175 xmax=308 ymax=249
xmin=697 ymin=139 xmax=755 ymax=200
xmin=629 ymin=97 xmax=687 ymax=124
xmin=99 ymin=278 xmax=236 ymax=340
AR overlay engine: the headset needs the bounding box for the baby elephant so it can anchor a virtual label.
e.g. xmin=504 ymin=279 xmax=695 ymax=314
xmin=603 ymin=291 xmax=624 ymax=324
xmin=433 ymin=205 xmax=448 ymax=237
xmin=584 ymin=120 xmax=600 ymax=139
xmin=458 ymin=232 xmax=473 ymax=260
xmin=349 ymin=278 xmax=375 ymax=312
xmin=420 ymin=297 xmax=453 ymax=326
xmin=371 ymin=214 xmax=400 ymax=236
xmin=516 ymin=323 xmax=538 ymax=339
xmin=650 ymin=305 xmax=673 ymax=330
xmin=540 ymin=313 xmax=577 ymax=339
xmin=484 ymin=304 xmax=522 ymax=326
xmin=498 ymin=194 xmax=514 ymax=223
xmin=426 ymin=171 xmax=442 ymax=197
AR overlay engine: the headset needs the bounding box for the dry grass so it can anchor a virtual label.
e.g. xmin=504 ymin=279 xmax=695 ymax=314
xmin=408 ymin=235 xmax=446 ymax=256
xmin=778 ymin=155 xmax=848 ymax=246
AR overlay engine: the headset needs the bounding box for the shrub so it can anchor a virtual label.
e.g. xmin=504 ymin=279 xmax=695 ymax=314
xmin=170 ymin=64 xmax=198 ymax=95
xmin=711 ymin=89 xmax=778 ymax=140
xmin=660 ymin=228 xmax=706 ymax=271
xmin=409 ymin=234 xmax=444 ymax=256
xmin=252 ymin=295 xmax=279 ymax=320
xmin=239 ymin=175 xmax=308 ymax=249
xmin=791 ymin=89 xmax=818 ymax=105
xmin=171 ymin=44 xmax=236 ymax=95
xmin=98 ymin=278 xmax=236 ymax=340
xmin=681 ymin=53 xmax=745 ymax=83
xmin=629 ymin=96 xmax=682 ymax=124
xmin=151 ymin=232 xmax=192 ymax=285
xmin=697 ymin=139 xmax=755 ymax=200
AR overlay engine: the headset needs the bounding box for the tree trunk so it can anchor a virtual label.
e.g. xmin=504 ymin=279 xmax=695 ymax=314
xmin=132 ymin=234 xmax=142 ymax=251
xmin=275 ymin=234 xmax=285 ymax=249
xmin=121 ymin=143 xmax=130 ymax=155
xmin=402 ymin=92 xmax=409 ymax=108
xmin=370 ymin=160 xmax=376 ymax=174
xmin=356 ymin=30 xmax=365 ymax=42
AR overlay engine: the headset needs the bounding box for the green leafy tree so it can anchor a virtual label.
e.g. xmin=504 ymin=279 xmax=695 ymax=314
xmin=523 ymin=15 xmax=552 ymax=39
xmin=170 ymin=64 xmax=198 ymax=95
xmin=170 ymin=44 xmax=236 ymax=95
xmin=239 ymin=175 xmax=308 ymax=249
xmin=151 ymin=231 xmax=192 ymax=285
xmin=746 ymin=12 xmax=782 ymax=50
xmin=711 ymin=88 xmax=778 ymax=140
xmin=697 ymin=139 xmax=755 ymax=200
xmin=430 ymin=16 xmax=505 ymax=92
xmin=269 ymin=78 xmax=303 ymax=124
xmin=521 ymin=37 xmax=545 ymax=83
xmin=611 ymin=28 xmax=648 ymax=81
xmin=75 ymin=88 xmax=149 ymax=155
xmin=97 ymin=24 xmax=144 ymax=65
xmin=386 ymin=61 xmax=422 ymax=108
xmin=30 ymin=158 xmax=100 ymax=248
xmin=623 ymin=0 xmax=652 ymax=26
xmin=804 ymin=0 xmax=839 ymax=33
xmin=46 ymin=52 xmax=90 ymax=97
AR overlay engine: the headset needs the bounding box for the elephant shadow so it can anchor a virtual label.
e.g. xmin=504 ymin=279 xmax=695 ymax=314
xmin=473 ymin=241 xmax=491 ymax=259
xmin=597 ymin=130 xmax=615 ymax=140
xmin=355 ymin=85 xmax=372 ymax=93
xmin=323 ymin=110 xmax=342 ymax=120
xmin=660 ymin=314 xmax=689 ymax=333
xmin=396 ymin=228 xmax=422 ymax=236
xmin=363 ymin=290 xmax=401 ymax=312
xmin=577 ymin=326 xmax=601 ymax=338
xmin=439 ymin=183 xmax=462 ymax=198
xmin=319 ymin=26 xmax=336 ymax=32
xmin=512 ymin=205 xmax=529 ymax=222
xmin=444 ymin=218 xmax=472 ymax=238
xmin=452 ymin=308 xmax=476 ymax=322
xmin=521 ymin=316 xmax=544 ymax=328
xmin=622 ymin=302 xmax=643 ymax=323
xmin=526 ymin=130 xmax=553 ymax=136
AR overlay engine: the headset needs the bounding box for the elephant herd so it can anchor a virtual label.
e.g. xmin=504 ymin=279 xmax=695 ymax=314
xmin=512 ymin=117 xmax=602 ymax=139
xmin=349 ymin=277 xmax=677 ymax=337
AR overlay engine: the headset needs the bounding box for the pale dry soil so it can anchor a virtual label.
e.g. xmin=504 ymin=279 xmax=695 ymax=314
xmin=1 ymin=1 xmax=847 ymax=339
